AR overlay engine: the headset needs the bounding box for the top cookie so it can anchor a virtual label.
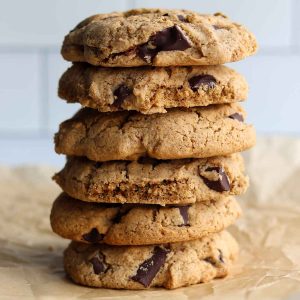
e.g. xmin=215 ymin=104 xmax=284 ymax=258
xmin=61 ymin=8 xmax=257 ymax=67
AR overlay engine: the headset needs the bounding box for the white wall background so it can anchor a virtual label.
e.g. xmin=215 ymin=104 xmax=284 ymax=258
xmin=0 ymin=0 xmax=299 ymax=166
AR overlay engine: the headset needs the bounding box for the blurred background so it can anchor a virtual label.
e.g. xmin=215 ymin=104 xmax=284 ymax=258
xmin=0 ymin=0 xmax=299 ymax=166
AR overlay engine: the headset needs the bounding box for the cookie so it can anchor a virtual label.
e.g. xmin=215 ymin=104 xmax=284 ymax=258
xmin=59 ymin=63 xmax=248 ymax=114
xmin=53 ymin=154 xmax=248 ymax=205
xmin=51 ymin=193 xmax=241 ymax=245
xmin=64 ymin=230 xmax=238 ymax=289
xmin=54 ymin=103 xmax=256 ymax=162
xmin=61 ymin=9 xmax=257 ymax=67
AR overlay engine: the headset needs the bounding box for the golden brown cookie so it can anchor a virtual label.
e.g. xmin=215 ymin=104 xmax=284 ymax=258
xmin=51 ymin=193 xmax=241 ymax=245
xmin=64 ymin=230 xmax=238 ymax=289
xmin=59 ymin=63 xmax=248 ymax=114
xmin=53 ymin=154 xmax=248 ymax=205
xmin=61 ymin=9 xmax=257 ymax=67
xmin=54 ymin=103 xmax=256 ymax=162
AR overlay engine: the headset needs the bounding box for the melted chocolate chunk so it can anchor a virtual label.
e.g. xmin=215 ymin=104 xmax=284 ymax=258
xmin=178 ymin=206 xmax=190 ymax=226
xmin=162 ymin=13 xmax=169 ymax=16
xmin=137 ymin=44 xmax=157 ymax=63
xmin=204 ymin=257 xmax=216 ymax=266
xmin=189 ymin=74 xmax=217 ymax=91
xmin=89 ymin=253 xmax=108 ymax=274
xmin=113 ymin=85 xmax=132 ymax=108
xmin=82 ymin=228 xmax=104 ymax=243
xmin=204 ymin=249 xmax=225 ymax=266
xmin=200 ymin=167 xmax=230 ymax=192
xmin=131 ymin=246 xmax=169 ymax=287
xmin=228 ymin=113 xmax=244 ymax=122
xmin=137 ymin=25 xmax=191 ymax=63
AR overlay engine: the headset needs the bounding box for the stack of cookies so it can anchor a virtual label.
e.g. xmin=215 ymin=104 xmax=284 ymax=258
xmin=50 ymin=8 xmax=257 ymax=289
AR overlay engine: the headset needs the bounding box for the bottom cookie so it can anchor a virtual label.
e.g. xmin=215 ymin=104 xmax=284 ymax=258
xmin=64 ymin=231 xmax=238 ymax=289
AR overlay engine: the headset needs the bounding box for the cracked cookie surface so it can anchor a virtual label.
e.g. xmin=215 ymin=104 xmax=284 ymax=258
xmin=51 ymin=193 xmax=241 ymax=245
xmin=61 ymin=8 xmax=257 ymax=67
xmin=59 ymin=63 xmax=248 ymax=114
xmin=64 ymin=230 xmax=238 ymax=289
xmin=54 ymin=103 xmax=256 ymax=162
xmin=53 ymin=154 xmax=248 ymax=205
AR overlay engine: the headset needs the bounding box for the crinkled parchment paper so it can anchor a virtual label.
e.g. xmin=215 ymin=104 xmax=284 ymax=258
xmin=1 ymin=136 xmax=300 ymax=300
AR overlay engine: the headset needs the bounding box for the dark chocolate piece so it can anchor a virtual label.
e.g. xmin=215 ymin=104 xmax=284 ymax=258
xmin=113 ymin=85 xmax=132 ymax=107
xmin=137 ymin=25 xmax=191 ymax=63
xmin=204 ymin=249 xmax=225 ymax=266
xmin=228 ymin=113 xmax=244 ymax=122
xmin=200 ymin=167 xmax=230 ymax=192
xmin=89 ymin=253 xmax=108 ymax=274
xmin=204 ymin=257 xmax=217 ymax=266
xmin=177 ymin=15 xmax=188 ymax=22
xmin=82 ymin=228 xmax=104 ymax=243
xmin=178 ymin=206 xmax=190 ymax=226
xmin=189 ymin=74 xmax=217 ymax=91
xmin=131 ymin=246 xmax=169 ymax=287
xmin=218 ymin=249 xmax=224 ymax=263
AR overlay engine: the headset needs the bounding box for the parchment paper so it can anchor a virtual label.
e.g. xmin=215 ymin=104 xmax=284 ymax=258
xmin=1 ymin=136 xmax=300 ymax=300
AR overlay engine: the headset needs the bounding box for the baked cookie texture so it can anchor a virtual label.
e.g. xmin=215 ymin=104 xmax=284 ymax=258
xmin=51 ymin=193 xmax=241 ymax=245
xmin=54 ymin=103 xmax=256 ymax=162
xmin=53 ymin=154 xmax=248 ymax=205
xmin=64 ymin=230 xmax=238 ymax=289
xmin=61 ymin=9 xmax=257 ymax=67
xmin=59 ymin=63 xmax=248 ymax=114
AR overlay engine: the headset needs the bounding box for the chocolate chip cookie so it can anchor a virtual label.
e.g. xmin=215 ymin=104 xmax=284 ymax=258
xmin=64 ymin=230 xmax=238 ymax=289
xmin=54 ymin=103 xmax=255 ymax=162
xmin=53 ymin=154 xmax=248 ymax=205
xmin=61 ymin=9 xmax=257 ymax=67
xmin=51 ymin=193 xmax=241 ymax=245
xmin=59 ymin=63 xmax=248 ymax=114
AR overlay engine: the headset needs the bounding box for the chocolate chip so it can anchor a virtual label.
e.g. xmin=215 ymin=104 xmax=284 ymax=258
xmin=200 ymin=167 xmax=230 ymax=192
xmin=154 ymin=25 xmax=191 ymax=51
xmin=89 ymin=253 xmax=108 ymax=274
xmin=204 ymin=257 xmax=216 ymax=266
xmin=178 ymin=206 xmax=190 ymax=226
xmin=228 ymin=113 xmax=244 ymax=122
xmin=218 ymin=249 xmax=224 ymax=263
xmin=131 ymin=246 xmax=169 ymax=287
xmin=204 ymin=250 xmax=224 ymax=266
xmin=137 ymin=25 xmax=191 ymax=63
xmin=82 ymin=228 xmax=104 ymax=243
xmin=162 ymin=13 xmax=169 ymax=16
xmin=113 ymin=85 xmax=132 ymax=108
xmin=189 ymin=75 xmax=217 ymax=91
xmin=177 ymin=15 xmax=188 ymax=22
